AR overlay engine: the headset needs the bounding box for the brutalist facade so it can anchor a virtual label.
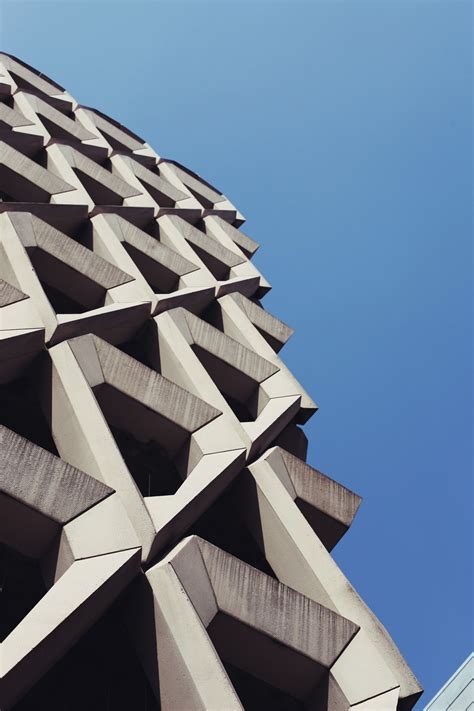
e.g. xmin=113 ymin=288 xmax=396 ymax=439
xmin=0 ymin=53 xmax=422 ymax=710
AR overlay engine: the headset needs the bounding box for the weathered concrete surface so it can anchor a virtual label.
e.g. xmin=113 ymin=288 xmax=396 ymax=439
xmin=78 ymin=106 xmax=148 ymax=153
xmin=277 ymin=447 xmax=362 ymax=550
xmin=197 ymin=537 xmax=359 ymax=696
xmin=0 ymin=425 xmax=113 ymax=523
xmin=130 ymin=536 xmax=358 ymax=708
xmin=228 ymin=290 xmax=294 ymax=351
xmin=0 ymin=140 xmax=76 ymax=202
xmin=69 ymin=333 xmax=222 ymax=449
xmin=242 ymin=451 xmax=423 ymax=708
xmin=8 ymin=211 xmax=134 ymax=306
xmin=0 ymin=279 xmax=29 ymax=307
xmin=14 ymin=91 xmax=97 ymax=144
xmin=203 ymin=214 xmax=259 ymax=257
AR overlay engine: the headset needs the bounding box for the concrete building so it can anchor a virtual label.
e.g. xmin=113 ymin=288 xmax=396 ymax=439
xmin=0 ymin=53 xmax=423 ymax=710
xmin=423 ymin=655 xmax=473 ymax=711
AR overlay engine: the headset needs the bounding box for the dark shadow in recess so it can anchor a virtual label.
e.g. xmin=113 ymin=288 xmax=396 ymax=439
xmin=189 ymin=479 xmax=276 ymax=578
xmin=109 ymin=426 xmax=183 ymax=498
xmin=224 ymin=661 xmax=305 ymax=711
xmin=0 ymin=373 xmax=58 ymax=456
xmin=0 ymin=544 xmax=46 ymax=643
xmin=13 ymin=600 xmax=160 ymax=711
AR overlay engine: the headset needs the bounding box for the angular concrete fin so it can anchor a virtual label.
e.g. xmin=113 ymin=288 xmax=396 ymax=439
xmin=0 ymin=424 xmax=114 ymax=524
xmin=165 ymin=215 xmax=245 ymax=269
xmin=69 ymin=333 xmax=222 ymax=439
xmin=80 ymin=106 xmax=147 ymax=152
xmin=279 ymin=448 xmax=362 ymax=549
xmin=0 ymin=141 xmax=76 ymax=200
xmin=14 ymin=212 xmax=135 ymax=289
xmin=97 ymin=212 xmax=199 ymax=276
xmin=16 ymin=91 xmax=96 ymax=142
xmin=196 ymin=537 xmax=359 ymax=670
xmin=0 ymin=102 xmax=34 ymax=129
xmin=230 ymin=291 xmax=294 ymax=351
xmin=59 ymin=144 xmax=142 ymax=199
xmin=204 ymin=215 xmax=260 ymax=257
xmin=121 ymin=155 xmax=189 ymax=203
xmin=0 ymin=279 xmax=29 ymax=307
xmin=183 ymin=309 xmax=279 ymax=384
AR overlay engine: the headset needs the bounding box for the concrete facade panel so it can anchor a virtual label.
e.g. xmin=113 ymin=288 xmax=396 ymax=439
xmin=0 ymin=51 xmax=421 ymax=710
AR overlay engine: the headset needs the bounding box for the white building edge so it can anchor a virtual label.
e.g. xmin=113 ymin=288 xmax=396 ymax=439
xmin=424 ymin=654 xmax=473 ymax=711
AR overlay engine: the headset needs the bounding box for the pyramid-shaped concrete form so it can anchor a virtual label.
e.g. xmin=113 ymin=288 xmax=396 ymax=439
xmin=0 ymin=53 xmax=422 ymax=710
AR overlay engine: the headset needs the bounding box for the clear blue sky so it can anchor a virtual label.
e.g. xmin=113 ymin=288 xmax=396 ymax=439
xmin=1 ymin=0 xmax=472 ymax=704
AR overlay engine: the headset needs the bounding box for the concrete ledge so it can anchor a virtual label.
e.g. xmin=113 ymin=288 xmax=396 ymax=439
xmin=69 ymin=333 xmax=221 ymax=450
xmin=128 ymin=536 xmax=358 ymax=708
xmin=0 ymin=425 xmax=113 ymax=525
xmin=0 ymin=141 xmax=75 ymax=202
xmin=272 ymin=447 xmax=362 ymax=550
xmin=202 ymin=214 xmax=259 ymax=257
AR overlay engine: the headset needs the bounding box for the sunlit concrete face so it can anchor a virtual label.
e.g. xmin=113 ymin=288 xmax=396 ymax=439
xmin=0 ymin=52 xmax=423 ymax=711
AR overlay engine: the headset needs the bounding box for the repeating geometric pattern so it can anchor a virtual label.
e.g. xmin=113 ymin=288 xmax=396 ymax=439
xmin=0 ymin=53 xmax=422 ymax=710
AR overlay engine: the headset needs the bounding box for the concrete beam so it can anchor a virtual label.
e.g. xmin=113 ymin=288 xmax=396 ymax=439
xmin=239 ymin=451 xmax=423 ymax=709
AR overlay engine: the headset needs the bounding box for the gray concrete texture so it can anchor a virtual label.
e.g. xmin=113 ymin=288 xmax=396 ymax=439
xmin=0 ymin=52 xmax=422 ymax=710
